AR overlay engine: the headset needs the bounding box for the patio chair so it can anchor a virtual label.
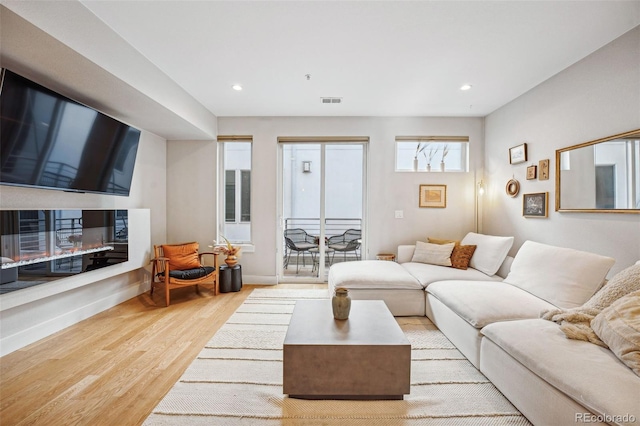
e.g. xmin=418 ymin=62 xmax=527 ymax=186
xmin=284 ymin=228 xmax=318 ymax=273
xmin=328 ymin=229 xmax=361 ymax=262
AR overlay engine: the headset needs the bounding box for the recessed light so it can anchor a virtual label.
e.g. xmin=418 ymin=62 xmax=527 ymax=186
xmin=232 ymin=84 xmax=243 ymax=91
xmin=460 ymin=84 xmax=472 ymax=91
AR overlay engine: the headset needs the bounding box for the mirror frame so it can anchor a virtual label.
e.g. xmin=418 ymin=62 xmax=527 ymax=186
xmin=555 ymin=128 xmax=640 ymax=213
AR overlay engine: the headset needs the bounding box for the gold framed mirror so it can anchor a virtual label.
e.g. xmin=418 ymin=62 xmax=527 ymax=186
xmin=555 ymin=129 xmax=640 ymax=213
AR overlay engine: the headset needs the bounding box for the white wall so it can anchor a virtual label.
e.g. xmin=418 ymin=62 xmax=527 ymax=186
xmin=484 ymin=26 xmax=640 ymax=276
xmin=166 ymin=140 xmax=217 ymax=252
xmin=167 ymin=116 xmax=484 ymax=283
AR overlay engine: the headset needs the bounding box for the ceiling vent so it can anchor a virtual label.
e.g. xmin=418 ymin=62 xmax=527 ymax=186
xmin=321 ymin=97 xmax=342 ymax=104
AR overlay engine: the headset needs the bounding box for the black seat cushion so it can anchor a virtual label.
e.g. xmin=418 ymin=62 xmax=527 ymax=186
xmin=161 ymin=266 xmax=215 ymax=280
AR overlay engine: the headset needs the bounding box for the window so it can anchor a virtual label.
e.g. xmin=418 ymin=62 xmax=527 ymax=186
xmin=395 ymin=136 xmax=469 ymax=172
xmin=219 ymin=138 xmax=252 ymax=243
xmin=224 ymin=169 xmax=251 ymax=223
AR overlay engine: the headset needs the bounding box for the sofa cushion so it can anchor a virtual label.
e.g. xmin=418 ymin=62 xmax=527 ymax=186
xmin=411 ymin=241 xmax=455 ymax=266
xmin=402 ymin=263 xmax=500 ymax=288
xmin=328 ymin=260 xmax=422 ymax=290
xmin=481 ymin=319 xmax=640 ymax=420
xmin=504 ymin=241 xmax=615 ymax=309
xmin=427 ymin=281 xmax=556 ymax=328
xmin=460 ymin=232 xmax=514 ymax=276
xmin=591 ymin=290 xmax=640 ymax=377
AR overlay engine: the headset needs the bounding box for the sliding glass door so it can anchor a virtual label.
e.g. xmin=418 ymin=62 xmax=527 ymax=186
xmin=278 ymin=140 xmax=366 ymax=282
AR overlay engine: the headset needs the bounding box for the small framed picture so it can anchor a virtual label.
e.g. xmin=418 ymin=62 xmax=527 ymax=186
xmin=523 ymin=192 xmax=548 ymax=218
xmin=539 ymin=159 xmax=550 ymax=180
xmin=509 ymin=143 xmax=528 ymax=164
xmin=419 ymin=184 xmax=446 ymax=208
xmin=526 ymin=165 xmax=537 ymax=180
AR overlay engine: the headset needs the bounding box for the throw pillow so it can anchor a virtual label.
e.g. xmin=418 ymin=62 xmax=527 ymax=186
xmin=427 ymin=237 xmax=459 ymax=246
xmin=591 ymin=289 xmax=640 ymax=377
xmin=541 ymin=262 xmax=640 ymax=346
xmin=162 ymin=242 xmax=201 ymax=271
xmin=460 ymin=232 xmax=514 ymax=276
xmin=427 ymin=237 xmax=476 ymax=270
xmin=506 ymin=241 xmax=615 ymax=309
xmin=411 ymin=241 xmax=455 ymax=266
xmin=450 ymin=245 xmax=477 ymax=270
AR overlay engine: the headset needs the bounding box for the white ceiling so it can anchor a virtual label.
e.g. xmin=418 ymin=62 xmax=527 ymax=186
xmin=77 ymin=1 xmax=640 ymax=118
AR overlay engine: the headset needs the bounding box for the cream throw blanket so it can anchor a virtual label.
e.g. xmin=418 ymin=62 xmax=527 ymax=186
xmin=541 ymin=263 xmax=640 ymax=347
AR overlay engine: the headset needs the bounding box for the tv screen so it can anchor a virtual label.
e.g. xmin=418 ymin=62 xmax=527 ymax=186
xmin=0 ymin=69 xmax=140 ymax=196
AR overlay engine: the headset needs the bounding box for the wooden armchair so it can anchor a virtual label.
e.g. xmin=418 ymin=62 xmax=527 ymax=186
xmin=150 ymin=242 xmax=219 ymax=306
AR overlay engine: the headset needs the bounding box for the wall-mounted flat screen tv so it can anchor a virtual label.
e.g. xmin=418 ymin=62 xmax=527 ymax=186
xmin=0 ymin=69 xmax=141 ymax=196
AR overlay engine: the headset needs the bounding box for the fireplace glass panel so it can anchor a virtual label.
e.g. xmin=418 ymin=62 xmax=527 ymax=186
xmin=0 ymin=209 xmax=128 ymax=294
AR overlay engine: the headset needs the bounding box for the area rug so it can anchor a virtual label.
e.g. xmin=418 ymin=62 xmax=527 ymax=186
xmin=144 ymin=289 xmax=531 ymax=425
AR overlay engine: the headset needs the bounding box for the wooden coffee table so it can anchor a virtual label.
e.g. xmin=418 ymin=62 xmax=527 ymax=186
xmin=283 ymin=299 xmax=411 ymax=400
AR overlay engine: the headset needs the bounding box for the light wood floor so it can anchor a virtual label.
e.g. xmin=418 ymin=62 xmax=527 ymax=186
xmin=0 ymin=283 xmax=326 ymax=426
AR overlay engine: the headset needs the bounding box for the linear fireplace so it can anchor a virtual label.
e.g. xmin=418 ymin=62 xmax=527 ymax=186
xmin=0 ymin=209 xmax=128 ymax=294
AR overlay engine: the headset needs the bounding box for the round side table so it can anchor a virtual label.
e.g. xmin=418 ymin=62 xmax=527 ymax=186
xmin=376 ymin=253 xmax=396 ymax=262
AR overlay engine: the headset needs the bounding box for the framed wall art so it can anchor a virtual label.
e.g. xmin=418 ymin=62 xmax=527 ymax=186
xmin=523 ymin=192 xmax=549 ymax=218
xmin=509 ymin=143 xmax=528 ymax=164
xmin=539 ymin=159 xmax=550 ymax=180
xmin=526 ymin=165 xmax=537 ymax=180
xmin=419 ymin=184 xmax=446 ymax=208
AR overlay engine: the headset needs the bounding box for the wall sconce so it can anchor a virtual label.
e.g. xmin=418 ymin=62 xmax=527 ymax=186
xmin=475 ymin=179 xmax=485 ymax=233
xmin=302 ymin=161 xmax=312 ymax=173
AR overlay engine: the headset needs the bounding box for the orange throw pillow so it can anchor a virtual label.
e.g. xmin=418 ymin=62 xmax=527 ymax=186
xmin=162 ymin=242 xmax=201 ymax=270
xmin=450 ymin=245 xmax=477 ymax=270
xmin=428 ymin=237 xmax=460 ymax=246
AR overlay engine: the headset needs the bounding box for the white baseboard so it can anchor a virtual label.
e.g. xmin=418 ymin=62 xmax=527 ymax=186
xmin=243 ymin=275 xmax=277 ymax=285
xmin=0 ymin=280 xmax=144 ymax=357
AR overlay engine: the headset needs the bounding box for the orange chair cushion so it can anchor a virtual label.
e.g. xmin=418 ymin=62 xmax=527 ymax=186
xmin=162 ymin=242 xmax=201 ymax=270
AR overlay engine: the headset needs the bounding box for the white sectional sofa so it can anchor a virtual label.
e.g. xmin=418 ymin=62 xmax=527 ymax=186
xmin=328 ymin=233 xmax=640 ymax=426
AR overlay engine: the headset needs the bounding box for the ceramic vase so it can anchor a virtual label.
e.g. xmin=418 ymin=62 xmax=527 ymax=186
xmin=225 ymin=255 xmax=238 ymax=267
xmin=426 ymin=164 xmax=431 ymax=172
xmin=332 ymin=287 xmax=351 ymax=320
xmin=440 ymin=161 xmax=445 ymax=172
xmin=413 ymin=158 xmax=419 ymax=171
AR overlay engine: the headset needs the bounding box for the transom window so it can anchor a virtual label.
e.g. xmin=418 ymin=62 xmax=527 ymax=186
xmin=395 ymin=136 xmax=469 ymax=172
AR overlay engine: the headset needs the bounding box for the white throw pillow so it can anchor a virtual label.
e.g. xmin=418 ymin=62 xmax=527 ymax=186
xmin=504 ymin=241 xmax=615 ymax=309
xmin=591 ymin=290 xmax=640 ymax=377
xmin=411 ymin=241 xmax=455 ymax=266
xmin=460 ymin=232 xmax=514 ymax=276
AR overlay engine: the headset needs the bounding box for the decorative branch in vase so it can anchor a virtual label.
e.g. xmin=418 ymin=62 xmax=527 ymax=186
xmin=440 ymin=144 xmax=450 ymax=172
xmin=210 ymin=236 xmax=241 ymax=266
xmin=424 ymin=145 xmax=439 ymax=172
xmin=413 ymin=143 xmax=426 ymax=171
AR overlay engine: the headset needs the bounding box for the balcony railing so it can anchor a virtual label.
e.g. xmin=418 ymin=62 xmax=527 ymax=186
xmin=284 ymin=217 xmax=361 ymax=238
xmin=283 ymin=217 xmax=362 ymax=275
